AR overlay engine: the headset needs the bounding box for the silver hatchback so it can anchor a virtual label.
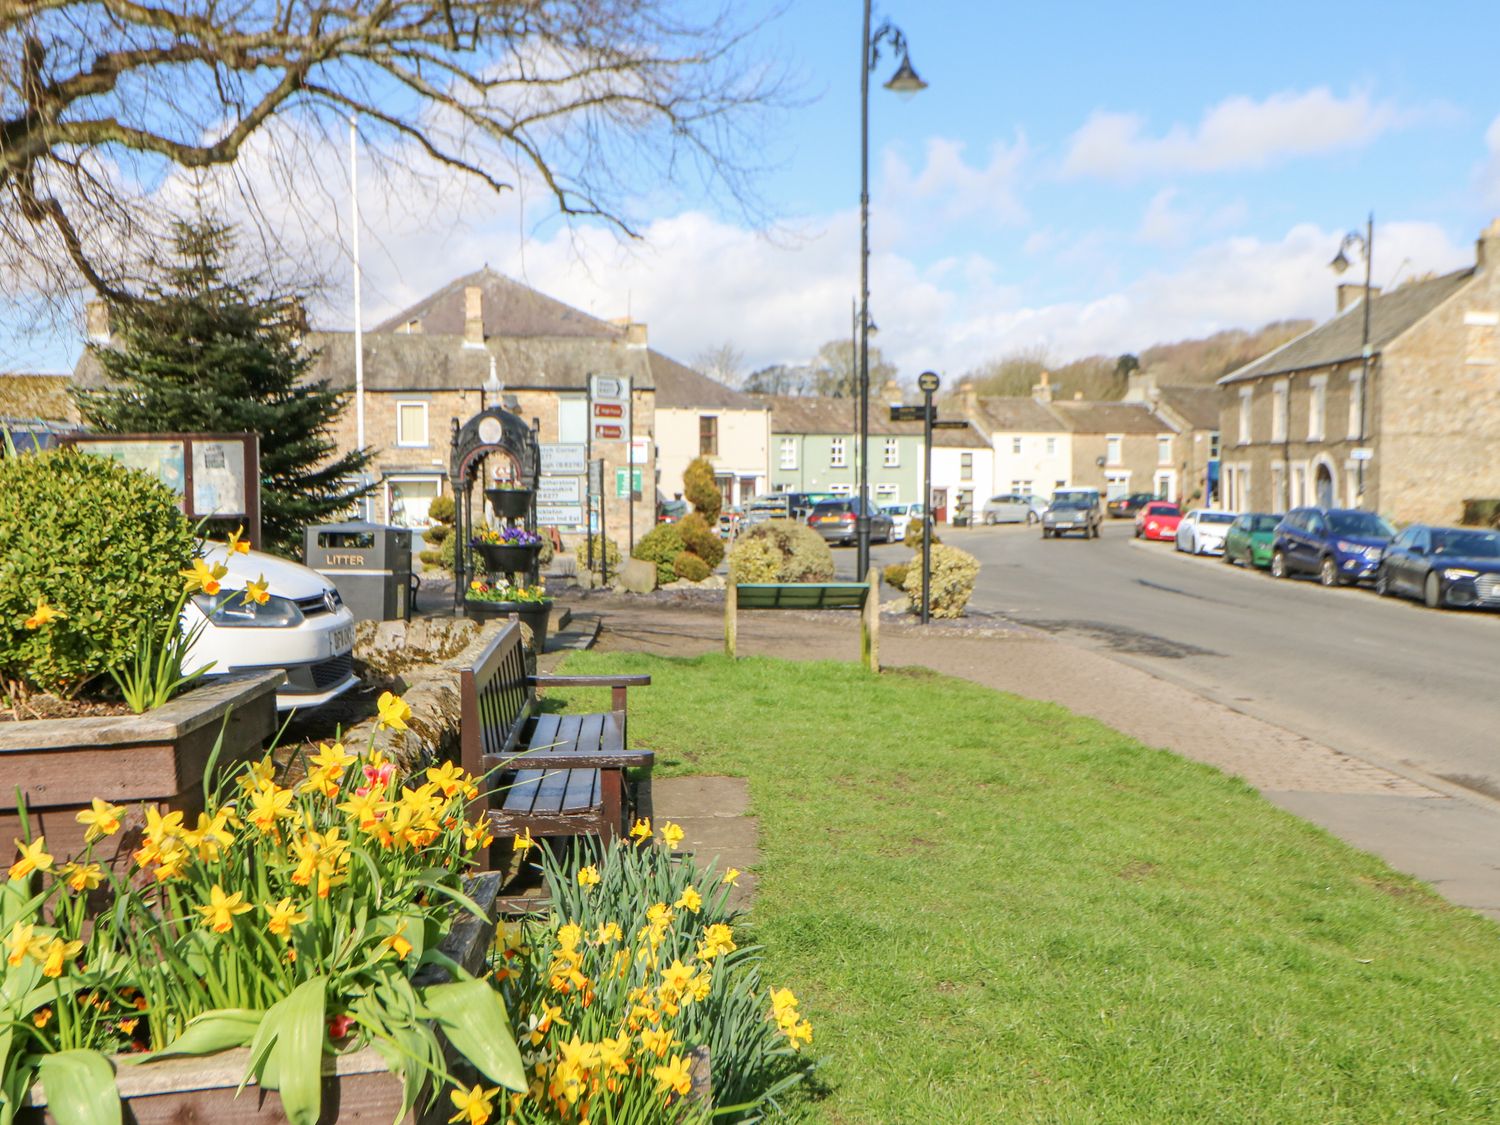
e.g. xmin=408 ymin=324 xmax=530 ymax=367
xmin=982 ymin=493 xmax=1045 ymax=525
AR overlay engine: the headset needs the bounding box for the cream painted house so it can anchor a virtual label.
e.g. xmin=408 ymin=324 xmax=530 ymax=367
xmin=958 ymin=384 xmax=1074 ymax=501
xmin=650 ymin=352 xmax=770 ymax=508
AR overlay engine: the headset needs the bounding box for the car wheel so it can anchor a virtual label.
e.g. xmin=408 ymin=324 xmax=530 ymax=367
xmin=1133 ymin=526 xmax=1141 ymax=539
xmin=983 ymin=513 xmax=995 ymax=525
xmin=1041 ymin=528 xmax=1051 ymax=539
xmin=1027 ymin=511 xmax=1039 ymax=525
xmin=1424 ymin=571 xmax=1443 ymax=609
xmin=1319 ymin=556 xmax=1340 ymax=587
xmin=1092 ymin=523 xmax=1101 ymax=539
xmin=1222 ymin=547 xmax=1236 ymax=565
xmin=1270 ymin=549 xmax=1287 ymax=578
xmin=1374 ymin=566 xmax=1391 ymax=597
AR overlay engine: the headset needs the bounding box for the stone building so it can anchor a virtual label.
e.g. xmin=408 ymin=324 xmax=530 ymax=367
xmin=1048 ymin=398 xmax=1178 ymax=502
xmin=650 ymin=352 xmax=770 ymax=508
xmin=1123 ymin=374 xmax=1225 ymax=506
xmin=1218 ymin=219 xmax=1500 ymax=523
xmin=956 ymin=382 xmax=1073 ymax=501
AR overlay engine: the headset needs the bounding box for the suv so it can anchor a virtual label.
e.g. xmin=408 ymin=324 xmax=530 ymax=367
xmin=1041 ymin=498 xmax=1101 ymax=539
xmin=807 ymin=498 xmax=895 ymax=545
xmin=1271 ymin=507 xmax=1395 ymax=585
xmin=981 ymin=494 xmax=1045 ymax=525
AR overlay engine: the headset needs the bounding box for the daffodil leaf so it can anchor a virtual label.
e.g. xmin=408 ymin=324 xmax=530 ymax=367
xmin=421 ymin=978 xmax=526 ymax=1092
xmin=35 ymin=1050 xmax=120 ymax=1125
xmin=126 ymin=1008 xmax=263 ymax=1063
xmin=265 ymin=975 xmax=326 ymax=1125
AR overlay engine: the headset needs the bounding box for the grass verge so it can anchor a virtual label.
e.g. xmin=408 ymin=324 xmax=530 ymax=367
xmin=545 ymin=651 xmax=1500 ymax=1123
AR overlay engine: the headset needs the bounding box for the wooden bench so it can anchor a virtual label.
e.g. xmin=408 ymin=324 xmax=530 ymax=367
xmin=458 ymin=619 xmax=652 ymax=845
xmin=724 ymin=567 xmax=880 ymax=672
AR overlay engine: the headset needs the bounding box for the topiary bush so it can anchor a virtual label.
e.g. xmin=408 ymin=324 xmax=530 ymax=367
xmin=906 ymin=521 xmax=942 ymax=554
xmin=0 ymin=449 xmax=196 ymax=698
xmin=574 ymin=534 xmax=621 ymax=574
xmin=632 ymin=523 xmax=687 ymax=585
xmin=883 ymin=561 xmax=910 ymax=590
xmin=682 ymin=457 xmax=722 ymax=526
xmin=899 ymin=543 xmax=980 ymax=618
xmin=672 ymin=552 xmax=712 ymax=582
xmin=727 ymin=520 xmax=834 ymax=584
xmin=677 ymin=511 xmax=724 ymax=570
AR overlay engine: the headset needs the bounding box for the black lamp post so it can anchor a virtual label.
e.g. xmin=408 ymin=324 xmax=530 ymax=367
xmin=857 ymin=1 xmax=926 ymax=579
xmin=1330 ymin=213 xmax=1374 ymax=506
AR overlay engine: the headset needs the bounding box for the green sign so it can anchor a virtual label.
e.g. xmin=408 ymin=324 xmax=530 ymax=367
xmin=615 ymin=467 xmax=643 ymax=498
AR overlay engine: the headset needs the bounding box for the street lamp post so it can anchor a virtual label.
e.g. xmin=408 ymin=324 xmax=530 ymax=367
xmin=1330 ymin=213 xmax=1374 ymax=506
xmin=857 ymin=1 xmax=926 ymax=579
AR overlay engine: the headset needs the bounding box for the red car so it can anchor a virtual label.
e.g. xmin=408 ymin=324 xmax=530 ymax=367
xmin=1135 ymin=501 xmax=1182 ymax=542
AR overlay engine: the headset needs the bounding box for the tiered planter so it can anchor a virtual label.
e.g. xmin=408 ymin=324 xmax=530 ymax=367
xmin=0 ymin=671 xmax=282 ymax=865
xmin=485 ymin=487 xmax=534 ymax=520
xmin=474 ymin=541 xmax=541 ymax=574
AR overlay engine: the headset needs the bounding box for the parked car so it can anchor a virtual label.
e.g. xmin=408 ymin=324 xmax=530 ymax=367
xmin=1041 ymin=498 xmax=1101 ymax=539
xmin=656 ymin=498 xmax=688 ymax=524
xmin=1271 ymin=507 xmax=1395 ymax=585
xmin=1052 ymin=487 xmax=1102 ymax=510
xmin=806 ymin=498 xmax=894 ymax=545
xmin=1106 ymin=492 xmax=1157 ymax=519
xmin=1135 ymin=501 xmax=1181 ymax=542
xmin=786 ymin=492 xmax=837 ymax=521
xmin=742 ymin=494 xmax=792 ymax=528
xmin=884 ymin=501 xmax=926 ymax=541
xmin=1222 ymin=513 xmax=1282 ymax=569
xmin=1175 ymin=509 xmax=1239 ymax=555
xmin=185 ymin=544 xmax=358 ymax=712
xmin=981 ymin=493 xmax=1046 ymax=525
xmin=1376 ymin=525 xmax=1500 ymax=609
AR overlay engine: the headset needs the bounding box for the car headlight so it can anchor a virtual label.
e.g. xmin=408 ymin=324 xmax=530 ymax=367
xmin=1443 ymin=568 xmax=1480 ymax=580
xmin=1334 ymin=540 xmax=1358 ymax=554
xmin=192 ymin=591 xmax=306 ymax=627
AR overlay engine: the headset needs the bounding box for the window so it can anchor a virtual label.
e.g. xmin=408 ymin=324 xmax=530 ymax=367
xmin=558 ymin=395 xmax=588 ymax=444
xmin=1272 ymin=380 xmax=1289 ymax=443
xmin=1104 ymin=471 xmax=1131 ymax=501
xmin=396 ymin=401 xmax=429 ymax=447
xmin=699 ymin=415 xmax=718 ymax=457
xmin=883 ymin=438 xmax=899 ymax=467
xmin=1308 ymin=375 xmax=1327 ymax=441
xmin=874 ymin=483 xmax=898 ymax=502
xmin=1045 ymin=436 xmax=1057 ymax=455
xmin=386 ymin=476 xmax=441 ymax=526
xmin=829 ymin=482 xmax=853 ymax=496
xmin=779 ymin=437 xmax=797 ymax=470
xmin=1348 ymin=371 xmax=1365 ymax=440
xmin=1011 ymin=437 xmax=1022 ymax=454
xmin=960 ymin=452 xmax=973 ymax=479
xmin=830 ymin=438 xmax=846 ymax=468
xmin=1011 ymin=480 xmax=1033 ymax=495
xmin=1106 ymin=435 xmax=1122 ymax=465
xmin=1056 ymin=479 xmax=1067 ymax=491
xmin=1238 ymin=387 xmax=1253 ymax=445
xmin=1271 ymin=463 xmax=1287 ymax=511
xmin=1157 ymin=435 xmax=1172 ymax=465
xmin=1209 ymin=431 xmax=1221 ymax=459
xmin=1464 ymin=309 xmax=1499 ymax=365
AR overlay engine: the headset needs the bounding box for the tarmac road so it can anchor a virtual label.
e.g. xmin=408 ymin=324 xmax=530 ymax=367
xmin=855 ymin=519 xmax=1500 ymax=808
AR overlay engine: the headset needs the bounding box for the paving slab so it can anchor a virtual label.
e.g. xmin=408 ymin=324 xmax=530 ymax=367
xmin=649 ymin=776 xmax=758 ymax=913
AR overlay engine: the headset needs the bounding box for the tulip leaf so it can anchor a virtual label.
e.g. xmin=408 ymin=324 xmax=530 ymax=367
xmin=421 ymin=979 xmax=526 ymax=1091
xmin=36 ymin=1050 xmax=120 ymax=1125
xmin=127 ymin=1008 xmax=263 ymax=1063
xmin=248 ymin=976 xmax=325 ymax=1125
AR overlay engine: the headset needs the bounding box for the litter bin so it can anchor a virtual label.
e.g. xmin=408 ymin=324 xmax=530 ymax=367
xmin=305 ymin=521 xmax=412 ymax=623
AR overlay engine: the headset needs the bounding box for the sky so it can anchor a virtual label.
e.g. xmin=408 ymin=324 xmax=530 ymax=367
xmin=6 ymin=0 xmax=1500 ymax=384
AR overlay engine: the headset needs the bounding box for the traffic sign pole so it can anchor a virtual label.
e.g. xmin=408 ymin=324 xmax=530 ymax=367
xmin=916 ymin=371 xmax=940 ymax=625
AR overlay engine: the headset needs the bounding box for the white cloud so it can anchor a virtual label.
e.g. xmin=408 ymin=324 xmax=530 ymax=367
xmin=879 ymin=135 xmax=1028 ymax=227
xmin=1063 ymin=88 xmax=1409 ymax=180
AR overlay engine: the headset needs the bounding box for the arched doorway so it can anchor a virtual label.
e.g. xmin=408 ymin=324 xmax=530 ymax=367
xmin=1315 ymin=461 xmax=1335 ymax=508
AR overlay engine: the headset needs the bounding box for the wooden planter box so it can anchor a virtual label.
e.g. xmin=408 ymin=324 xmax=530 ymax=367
xmin=22 ymin=873 xmax=502 ymax=1124
xmin=0 ymin=671 xmax=283 ymax=864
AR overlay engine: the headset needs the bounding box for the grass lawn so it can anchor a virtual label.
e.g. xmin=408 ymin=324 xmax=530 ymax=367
xmin=547 ymin=651 xmax=1500 ymax=1123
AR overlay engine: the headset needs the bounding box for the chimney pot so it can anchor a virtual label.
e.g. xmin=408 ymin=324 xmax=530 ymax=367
xmin=1477 ymin=217 xmax=1500 ymax=272
xmin=1031 ymin=370 xmax=1054 ymax=403
xmin=85 ymin=300 xmax=110 ymax=344
xmin=464 ymin=286 xmax=484 ymax=347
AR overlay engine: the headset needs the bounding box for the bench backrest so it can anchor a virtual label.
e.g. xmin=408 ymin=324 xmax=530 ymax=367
xmin=734 ymin=582 xmax=869 ymax=611
xmin=459 ymin=620 xmax=533 ymax=779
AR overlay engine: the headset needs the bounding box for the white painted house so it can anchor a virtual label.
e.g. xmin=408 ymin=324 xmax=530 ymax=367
xmin=650 ymin=352 xmax=770 ymax=508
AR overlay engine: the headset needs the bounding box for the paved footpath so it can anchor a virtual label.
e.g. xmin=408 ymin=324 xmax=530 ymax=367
xmin=578 ymin=592 xmax=1500 ymax=921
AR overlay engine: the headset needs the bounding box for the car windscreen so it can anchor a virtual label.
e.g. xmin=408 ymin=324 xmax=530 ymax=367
xmin=1199 ymin=512 xmax=1235 ymax=525
xmin=1147 ymin=504 xmax=1179 ymax=516
xmin=1050 ymin=501 xmax=1087 ymax=511
xmin=1249 ymin=515 xmax=1280 ymax=532
xmin=1432 ymin=530 xmax=1500 ymax=558
xmin=1327 ymin=511 xmax=1394 ymax=537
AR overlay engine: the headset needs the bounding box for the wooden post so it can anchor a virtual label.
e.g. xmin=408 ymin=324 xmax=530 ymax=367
xmin=724 ymin=581 xmax=738 ymax=658
xmin=861 ymin=567 xmax=880 ymax=673
xmin=687 ymin=1045 xmax=713 ymax=1108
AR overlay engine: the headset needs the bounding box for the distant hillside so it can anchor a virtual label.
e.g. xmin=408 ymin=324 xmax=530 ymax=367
xmin=961 ymin=319 xmax=1314 ymax=401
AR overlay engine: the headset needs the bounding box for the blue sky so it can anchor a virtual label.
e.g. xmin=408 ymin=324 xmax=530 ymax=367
xmin=5 ymin=0 xmax=1500 ymax=382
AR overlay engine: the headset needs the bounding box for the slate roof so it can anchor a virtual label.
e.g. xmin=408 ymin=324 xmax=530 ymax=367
xmin=1047 ymin=400 xmax=1173 ymax=434
xmin=372 ymin=267 xmax=623 ymax=340
xmin=650 ymin=352 xmax=762 ymax=410
xmin=1154 ymin=386 xmax=1224 ymax=431
xmin=968 ymin=396 xmax=1067 ymax=435
xmin=760 ymin=395 xmax=986 ymax=447
xmin=1220 ymin=268 xmax=1475 ymax=384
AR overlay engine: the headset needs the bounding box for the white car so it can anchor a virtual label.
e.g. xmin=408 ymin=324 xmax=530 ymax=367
xmin=1175 ymin=509 xmax=1240 ymax=556
xmin=185 ymin=544 xmax=359 ymax=712
xmin=883 ymin=502 xmax=925 ymax=541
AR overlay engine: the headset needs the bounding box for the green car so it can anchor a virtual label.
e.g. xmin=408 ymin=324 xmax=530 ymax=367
xmin=1223 ymin=513 xmax=1282 ymax=569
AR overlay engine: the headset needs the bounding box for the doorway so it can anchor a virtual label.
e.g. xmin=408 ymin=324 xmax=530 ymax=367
xmin=1315 ymin=462 xmax=1335 ymax=507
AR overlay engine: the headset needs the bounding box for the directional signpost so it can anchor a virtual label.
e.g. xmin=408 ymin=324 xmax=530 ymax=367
xmin=915 ymin=371 xmax=940 ymax=625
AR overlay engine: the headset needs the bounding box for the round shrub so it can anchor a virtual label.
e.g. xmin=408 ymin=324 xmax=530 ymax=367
xmin=574 ymin=534 xmax=621 ymax=574
xmin=900 ymin=543 xmax=980 ymax=619
xmin=632 ymin=523 xmax=687 ymax=585
xmin=727 ymin=520 xmax=834 ymax=584
xmin=677 ymin=511 xmax=724 ymax=570
xmin=427 ymin=493 xmax=455 ymax=524
xmin=682 ymin=457 xmax=721 ymax=526
xmin=883 ymin=561 xmax=910 ymax=590
xmin=0 ymin=449 xmax=195 ymax=697
xmin=672 ymin=552 xmax=712 ymax=582
xmin=906 ymin=521 xmax=942 ymax=554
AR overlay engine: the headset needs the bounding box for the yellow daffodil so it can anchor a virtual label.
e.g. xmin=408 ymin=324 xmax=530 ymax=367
xmin=691 ymin=968 xmax=713 ymax=1002
xmin=196 ymin=885 xmax=252 ymax=934
xmin=38 ymin=936 xmax=83 ymax=978
xmin=770 ymin=986 xmax=799 ymax=1018
xmin=33 ymin=1007 xmax=53 ymax=1028
xmin=594 ymin=921 xmax=623 ymax=945
xmin=376 ymin=690 xmax=412 ymax=731
xmin=576 ymin=865 xmax=601 ymax=889
xmin=659 ymin=821 xmax=685 ymax=851
xmin=652 ymin=1055 xmax=693 ymax=1097
xmin=448 ymin=1084 xmax=498 ymax=1125
xmin=180 ymin=557 xmax=229 ymax=596
xmin=425 ymin=760 xmax=468 ymax=797
xmin=597 ymin=1034 xmax=631 ymax=1077
xmin=674 ymin=886 xmax=702 ymax=914
xmin=462 ymin=818 xmax=493 ymax=852
xmin=381 ymin=922 xmax=414 ymax=960
xmin=722 ymin=867 xmax=742 ymax=886
xmin=265 ymin=897 xmax=307 ymax=940
xmin=75 ymin=798 xmax=126 ymax=842
xmin=60 ymin=862 xmax=104 ymax=893
xmin=638 ymin=1026 xmax=677 ymax=1057
xmin=645 ymin=902 xmax=674 ymax=928
xmin=628 ymin=817 xmax=652 ymax=844
xmin=696 ymin=923 xmax=737 ymax=961
xmin=183 ymin=809 xmax=235 ymax=861
xmin=242 ymin=574 xmax=270 ymax=606
xmin=247 ymin=783 xmax=295 ymax=833
xmin=659 ymin=959 xmax=694 ymax=997
xmin=310 ymin=740 xmax=353 ymax=773
xmin=9 ymin=837 xmax=53 ymax=881
xmin=23 ymin=594 xmax=64 ymax=630
xmin=238 ymin=756 xmax=276 ymax=793
xmin=512 ymin=828 xmax=536 ymax=856
xmin=338 ymin=790 xmax=388 ymax=833
xmin=6 ymin=921 xmax=45 ymax=967
xmin=782 ymin=1017 xmax=813 ymax=1050
xmin=225 ymin=526 xmax=252 ymax=555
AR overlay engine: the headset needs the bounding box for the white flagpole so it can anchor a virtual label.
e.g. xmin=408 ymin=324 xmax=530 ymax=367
xmin=350 ymin=115 xmax=366 ymax=455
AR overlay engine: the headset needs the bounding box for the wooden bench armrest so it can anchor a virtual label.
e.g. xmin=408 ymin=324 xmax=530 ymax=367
xmin=485 ymin=748 xmax=655 ymax=771
xmin=528 ymin=674 xmax=652 ymax=716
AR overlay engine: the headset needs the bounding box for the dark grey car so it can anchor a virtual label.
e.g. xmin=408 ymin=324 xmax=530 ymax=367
xmin=807 ymin=499 xmax=894 ymax=546
xmin=1041 ymin=499 xmax=1101 ymax=539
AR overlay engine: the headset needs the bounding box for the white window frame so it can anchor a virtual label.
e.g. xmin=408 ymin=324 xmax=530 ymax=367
xmin=1157 ymin=435 xmax=1173 ymax=465
xmin=960 ymin=452 xmax=974 ymax=479
xmin=883 ymin=438 xmax=899 ymax=467
xmin=1271 ymin=380 xmax=1289 ymax=443
xmin=1308 ymin=374 xmax=1327 ymax=442
xmin=1105 ymin=435 xmax=1122 ymax=466
xmin=1045 ymin=436 xmax=1057 ymax=456
xmin=1154 ymin=470 xmax=1176 ymax=501
xmin=558 ymin=395 xmax=588 ymax=444
xmin=779 ymin=437 xmax=798 ymax=470
xmin=1238 ymin=387 xmax=1253 ymax=445
xmin=1347 ymin=370 xmax=1365 ymax=440
xmin=829 ymin=438 xmax=846 ymax=468
xmin=384 ymin=474 xmax=443 ymax=527
xmin=1011 ymin=480 xmax=1033 ymax=496
xmin=1011 ymin=436 xmax=1023 ymax=454
xmin=1104 ymin=470 xmax=1131 ymax=501
xmin=829 ymin=482 xmax=853 ymax=496
xmin=395 ymin=401 xmax=429 ymax=448
xmin=874 ymin=482 xmax=899 ymax=502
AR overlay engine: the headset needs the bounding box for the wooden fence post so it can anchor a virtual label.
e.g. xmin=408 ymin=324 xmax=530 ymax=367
xmin=862 ymin=566 xmax=880 ymax=673
xmin=724 ymin=581 xmax=738 ymax=658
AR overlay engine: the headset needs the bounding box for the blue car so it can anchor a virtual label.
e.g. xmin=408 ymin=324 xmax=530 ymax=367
xmin=1270 ymin=507 xmax=1395 ymax=586
xmin=1376 ymin=524 xmax=1500 ymax=609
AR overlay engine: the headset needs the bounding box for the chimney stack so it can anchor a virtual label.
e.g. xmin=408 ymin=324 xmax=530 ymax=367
xmin=1031 ymin=370 xmax=1053 ymax=403
xmin=463 ymin=286 xmax=484 ymax=347
xmin=1336 ymin=282 xmax=1381 ymax=314
xmin=1477 ymin=217 xmax=1500 ymax=272
xmin=85 ymin=300 xmax=111 ymax=344
xmin=882 ymin=378 xmax=903 ymax=405
xmin=610 ymin=317 xmax=648 ymax=347
xmin=957 ymin=379 xmax=978 ymax=412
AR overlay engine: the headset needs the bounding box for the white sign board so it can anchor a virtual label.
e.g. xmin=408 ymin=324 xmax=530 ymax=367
xmin=537 ymin=476 xmax=581 ymax=504
xmin=1350 ymin=447 xmax=1374 ymax=462
xmin=631 ymin=436 xmax=650 ymax=465
xmin=540 ymin=443 xmax=587 ymax=474
xmin=537 ymin=503 xmax=584 ymax=527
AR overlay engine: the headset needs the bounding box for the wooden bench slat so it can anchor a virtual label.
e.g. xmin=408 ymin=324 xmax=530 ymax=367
xmin=501 ymin=769 xmax=545 ymax=814
xmin=485 ymin=749 xmax=652 ymax=771
xmin=560 ymin=767 xmax=600 ymax=813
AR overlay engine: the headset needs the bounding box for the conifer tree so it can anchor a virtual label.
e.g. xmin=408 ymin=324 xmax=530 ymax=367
xmin=75 ymin=215 xmax=371 ymax=556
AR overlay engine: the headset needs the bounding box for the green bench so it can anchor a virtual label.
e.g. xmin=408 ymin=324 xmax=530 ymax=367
xmin=724 ymin=568 xmax=880 ymax=672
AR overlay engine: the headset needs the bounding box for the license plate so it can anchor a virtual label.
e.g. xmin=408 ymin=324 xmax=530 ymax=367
xmin=1056 ymin=522 xmax=1073 ymax=529
xmin=331 ymin=626 xmax=354 ymax=655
